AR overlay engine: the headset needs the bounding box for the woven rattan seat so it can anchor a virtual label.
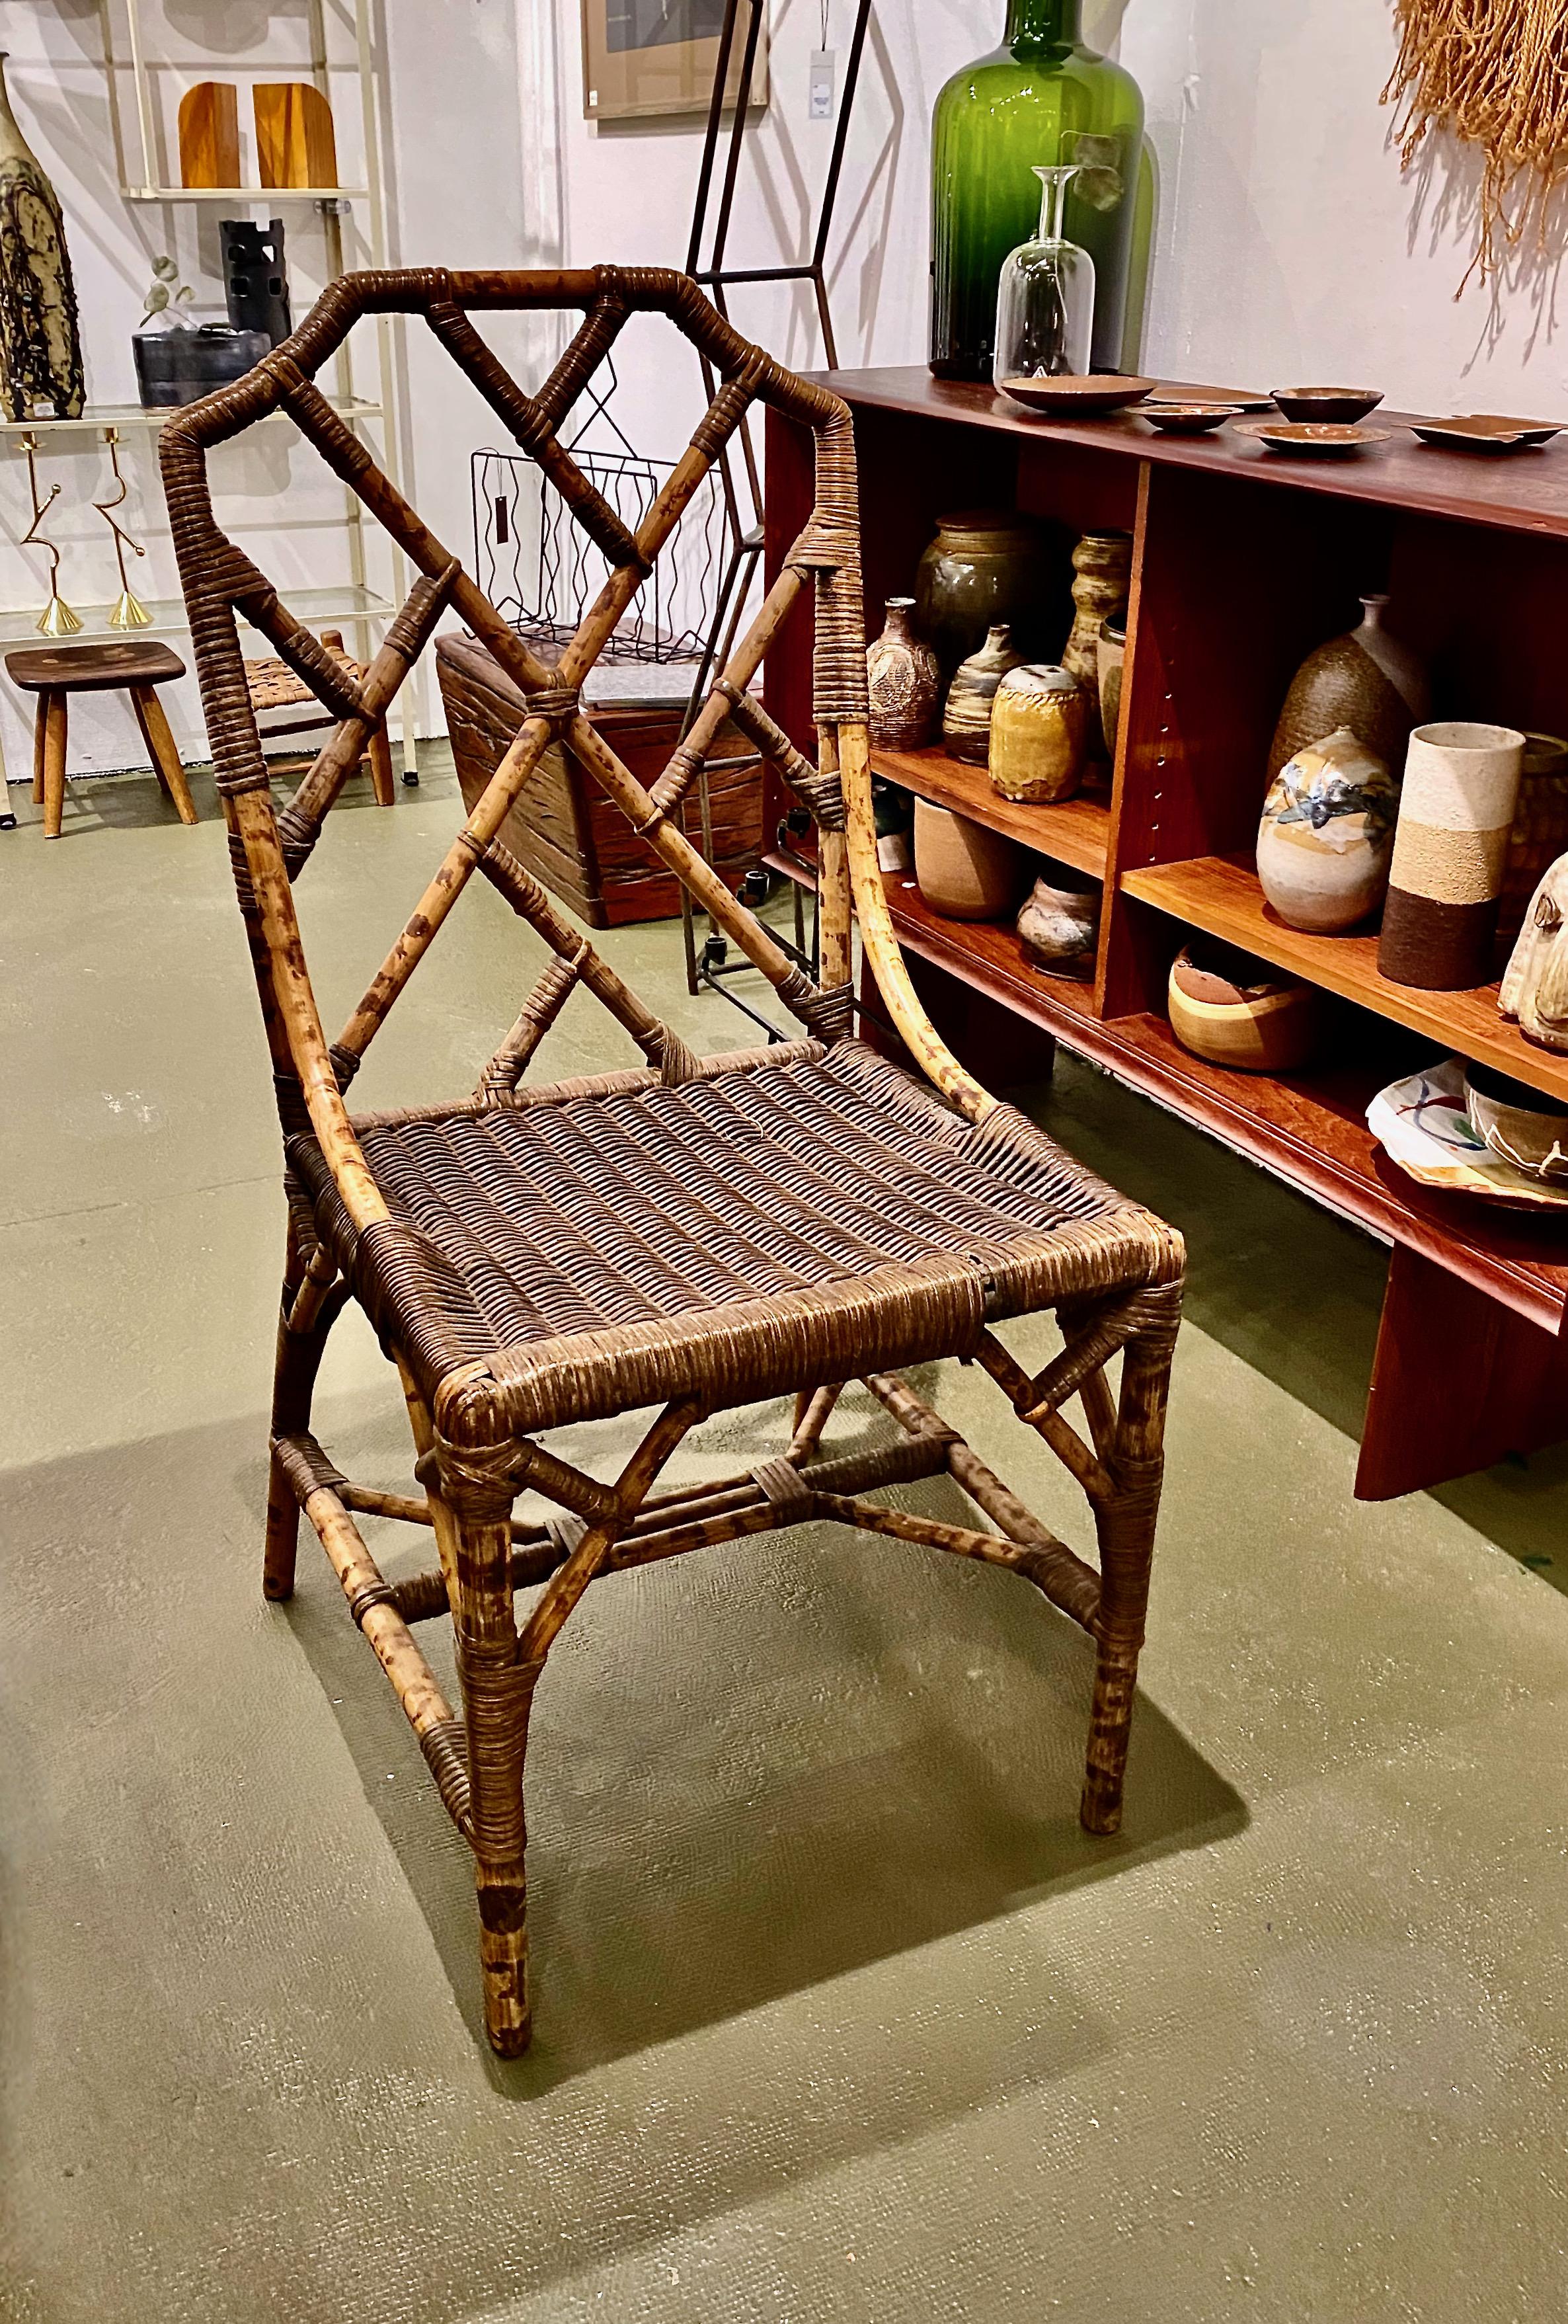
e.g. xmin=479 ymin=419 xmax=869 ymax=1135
xmin=290 ymin=1040 xmax=1159 ymax=1431
xmin=165 ymin=265 xmax=1185 ymax=2057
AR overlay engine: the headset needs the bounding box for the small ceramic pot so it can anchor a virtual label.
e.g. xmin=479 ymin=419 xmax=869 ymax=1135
xmin=988 ymin=663 xmax=1088 ymax=803
xmin=1097 ymin=613 xmax=1126 ymax=759
xmin=1379 ymin=720 xmax=1526 ymax=989
xmin=913 ymin=799 xmax=1026 ymax=920
xmin=1167 ymin=941 xmax=1321 ymax=1073
xmin=1255 ymin=725 xmax=1399 ymax=932
xmin=1499 ymin=848 xmax=1568 ymax=1053
xmin=941 ymin=623 xmax=1025 ymax=764
xmin=914 ymin=509 xmax=1053 ymax=678
xmin=1017 ymin=865 xmax=1099 ymax=979
xmin=1464 ymin=1061 xmax=1568 ymax=1182
xmin=867 ymin=596 xmax=941 ymax=752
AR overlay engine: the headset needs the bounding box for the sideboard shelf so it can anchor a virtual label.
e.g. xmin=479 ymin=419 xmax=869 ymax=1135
xmin=764 ymin=366 xmax=1568 ymax=1499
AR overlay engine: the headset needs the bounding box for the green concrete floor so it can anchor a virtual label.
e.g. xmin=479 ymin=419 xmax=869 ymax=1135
xmin=4 ymin=754 xmax=1568 ymax=2323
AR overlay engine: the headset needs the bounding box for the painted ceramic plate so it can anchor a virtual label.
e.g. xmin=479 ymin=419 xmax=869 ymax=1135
xmin=1367 ymin=1057 xmax=1568 ymax=1210
xmin=1140 ymin=403 xmax=1234 ymax=435
xmin=1235 ymin=420 xmax=1395 ymax=459
xmin=1410 ymin=415 xmax=1562 ymax=454
xmin=997 ymin=374 xmax=1156 ymax=417
xmin=1270 ymin=387 xmax=1385 ymax=424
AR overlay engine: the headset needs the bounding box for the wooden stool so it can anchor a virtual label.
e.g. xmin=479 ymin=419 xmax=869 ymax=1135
xmin=245 ymin=627 xmax=396 ymax=805
xmin=6 ymin=639 xmax=197 ymax=840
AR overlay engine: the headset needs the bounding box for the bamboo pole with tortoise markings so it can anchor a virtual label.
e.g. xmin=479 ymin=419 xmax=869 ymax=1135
xmin=973 ymin=1329 xmax=1117 ymax=1505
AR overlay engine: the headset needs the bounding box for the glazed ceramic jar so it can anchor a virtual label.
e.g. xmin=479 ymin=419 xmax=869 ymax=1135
xmin=1167 ymin=942 xmax=1320 ymax=1073
xmin=941 ymin=623 xmax=1025 ymax=764
xmin=1255 ymin=726 xmax=1399 ymax=932
xmin=1501 ymin=849 xmax=1568 ymax=1053
xmin=988 ymin=662 xmax=1088 ymax=803
xmin=1097 ymin=612 xmax=1126 ymax=758
xmin=1062 ymin=531 xmax=1132 ymax=739
xmin=912 ymin=799 xmax=1027 ymax=919
xmin=1017 ymin=865 xmax=1099 ymax=978
xmin=867 ymin=597 xmax=941 ymax=751
xmin=914 ymin=510 xmax=1052 ymax=678
xmin=1268 ymin=593 xmax=1429 ymax=783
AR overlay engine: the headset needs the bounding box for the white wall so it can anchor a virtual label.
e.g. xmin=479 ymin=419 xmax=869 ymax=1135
xmin=8 ymin=0 xmax=1562 ymax=783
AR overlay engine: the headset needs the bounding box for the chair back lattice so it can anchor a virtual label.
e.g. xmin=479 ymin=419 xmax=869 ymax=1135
xmin=162 ymin=266 xmax=981 ymax=1243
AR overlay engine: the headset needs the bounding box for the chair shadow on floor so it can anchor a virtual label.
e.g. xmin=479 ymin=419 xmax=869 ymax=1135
xmin=279 ymin=1388 xmax=1247 ymax=2097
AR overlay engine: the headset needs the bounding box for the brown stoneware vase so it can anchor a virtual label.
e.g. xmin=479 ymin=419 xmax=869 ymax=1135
xmin=1062 ymin=530 xmax=1131 ymax=737
xmin=913 ymin=798 xmax=1027 ymax=919
xmin=941 ymin=621 xmax=1025 ymax=764
xmin=1267 ymin=592 xmax=1429 ymax=783
xmin=914 ymin=508 xmax=1052 ymax=678
xmin=867 ymin=596 xmax=941 ymax=751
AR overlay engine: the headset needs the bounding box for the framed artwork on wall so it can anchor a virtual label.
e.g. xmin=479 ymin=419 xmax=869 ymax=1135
xmin=581 ymin=0 xmax=768 ymax=122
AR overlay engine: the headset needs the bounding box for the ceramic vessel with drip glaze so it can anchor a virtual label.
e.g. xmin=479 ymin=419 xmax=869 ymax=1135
xmin=1268 ymin=593 xmax=1429 ymax=783
xmin=915 ymin=508 xmax=1053 ymax=678
xmin=989 ymin=662 xmax=1089 ymax=802
xmin=1255 ymin=726 xmax=1399 ymax=932
xmin=867 ymin=596 xmax=941 ymax=751
xmin=1017 ymin=863 xmax=1099 ymax=977
xmin=941 ymin=621 xmax=1025 ymax=764
xmin=1061 ymin=530 xmax=1131 ymax=741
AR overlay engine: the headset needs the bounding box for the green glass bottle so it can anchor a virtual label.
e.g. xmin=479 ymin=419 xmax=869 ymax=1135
xmin=930 ymin=0 xmax=1144 ymax=380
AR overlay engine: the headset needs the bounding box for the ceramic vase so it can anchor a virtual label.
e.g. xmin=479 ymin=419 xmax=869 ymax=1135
xmin=988 ymin=662 xmax=1087 ymax=803
xmin=1267 ymin=593 xmax=1429 ymax=783
xmin=914 ymin=509 xmax=1054 ymax=678
xmin=941 ymin=622 xmax=1025 ymax=764
xmin=1097 ymin=612 xmax=1126 ymax=758
xmin=1017 ymin=865 xmax=1099 ymax=978
xmin=867 ymin=597 xmax=941 ymax=752
xmin=1464 ymin=1062 xmax=1568 ymax=1182
xmin=1497 ymin=732 xmax=1568 ymax=947
xmin=1167 ymin=943 xmax=1320 ymax=1073
xmin=930 ymin=0 xmax=1145 ymax=379
xmin=913 ymin=798 xmax=1026 ymax=920
xmin=1255 ymin=726 xmax=1399 ymax=933
xmin=1499 ymin=851 xmax=1568 ymax=1053
xmin=0 ymin=53 xmax=84 ymax=421
xmin=1379 ymin=721 xmax=1526 ymax=990
xmin=1061 ymin=532 xmax=1131 ymax=741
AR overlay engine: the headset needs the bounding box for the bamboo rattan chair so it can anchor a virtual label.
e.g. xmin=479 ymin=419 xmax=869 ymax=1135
xmin=161 ymin=268 xmax=1185 ymax=2057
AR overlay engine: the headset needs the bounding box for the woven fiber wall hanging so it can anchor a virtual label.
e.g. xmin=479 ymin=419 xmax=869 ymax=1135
xmin=1384 ymin=0 xmax=1568 ymax=290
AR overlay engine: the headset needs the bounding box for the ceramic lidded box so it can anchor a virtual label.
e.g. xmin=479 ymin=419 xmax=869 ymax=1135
xmin=1255 ymin=726 xmax=1398 ymax=932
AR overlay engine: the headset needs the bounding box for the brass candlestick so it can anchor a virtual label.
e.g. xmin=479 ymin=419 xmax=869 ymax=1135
xmin=94 ymin=426 xmax=150 ymax=628
xmin=19 ymin=430 xmax=80 ymax=634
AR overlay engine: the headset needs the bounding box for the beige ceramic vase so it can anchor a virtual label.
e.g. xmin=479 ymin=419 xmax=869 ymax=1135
xmin=941 ymin=621 xmax=1025 ymax=764
xmin=1061 ymin=530 xmax=1132 ymax=737
xmin=988 ymin=663 xmax=1088 ymax=803
xmin=912 ymin=799 xmax=1026 ymax=920
xmin=1255 ymin=726 xmax=1399 ymax=932
xmin=867 ymin=596 xmax=941 ymax=751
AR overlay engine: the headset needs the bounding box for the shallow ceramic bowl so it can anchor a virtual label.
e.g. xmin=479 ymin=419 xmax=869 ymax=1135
xmin=1271 ymin=387 xmax=1385 ymax=424
xmin=996 ymin=374 xmax=1156 ymax=417
xmin=1167 ymin=942 xmax=1320 ymax=1073
xmin=1464 ymin=1061 xmax=1568 ymax=1182
xmin=1236 ymin=420 xmax=1394 ymax=460
xmin=1411 ymin=414 xmax=1562 ymax=455
xmin=1140 ymin=403 xmax=1234 ymax=435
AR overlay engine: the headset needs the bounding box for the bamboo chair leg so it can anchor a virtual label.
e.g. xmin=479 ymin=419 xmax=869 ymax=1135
xmin=129 ymin=684 xmax=199 ymax=825
xmin=366 ymin=717 xmax=396 ymax=807
xmin=41 ymin=691 xmax=66 ymax=838
xmin=262 ymin=1253 xmax=346 ymax=1599
xmin=1078 ymin=1287 xmax=1181 ymax=1834
xmin=449 ymin=1490 xmax=533 ymax=2056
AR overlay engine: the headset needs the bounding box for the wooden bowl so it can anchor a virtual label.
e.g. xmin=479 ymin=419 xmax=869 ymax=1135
xmin=1140 ymin=403 xmax=1234 ymax=435
xmin=1270 ymin=386 xmax=1385 ymax=424
xmin=1235 ymin=420 xmax=1394 ymax=460
xmin=996 ymin=374 xmax=1155 ymax=417
xmin=1167 ymin=942 xmax=1321 ymax=1072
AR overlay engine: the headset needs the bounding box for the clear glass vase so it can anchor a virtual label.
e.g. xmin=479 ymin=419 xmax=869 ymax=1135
xmin=994 ymin=165 xmax=1095 ymax=396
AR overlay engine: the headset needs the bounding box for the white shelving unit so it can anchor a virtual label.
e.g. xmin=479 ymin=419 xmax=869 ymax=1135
xmin=0 ymin=1 xmax=416 ymax=788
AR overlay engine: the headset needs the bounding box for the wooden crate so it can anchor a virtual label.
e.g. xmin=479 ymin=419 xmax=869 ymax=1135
xmin=437 ymin=633 xmax=762 ymax=928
